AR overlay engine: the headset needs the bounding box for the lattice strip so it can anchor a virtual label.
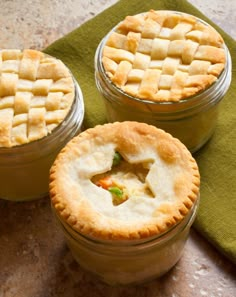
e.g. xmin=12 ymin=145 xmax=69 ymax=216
xmin=19 ymin=50 xmax=43 ymax=80
xmin=112 ymin=61 xmax=132 ymax=87
xmin=151 ymin=38 xmax=170 ymax=59
xmin=162 ymin=57 xmax=180 ymax=75
xmin=170 ymin=22 xmax=193 ymax=40
xmin=138 ymin=69 xmax=160 ymax=99
xmin=141 ymin=18 xmax=161 ymax=38
xmin=14 ymin=92 xmax=31 ymax=114
xmin=1 ymin=60 xmax=20 ymax=73
xmin=138 ymin=38 xmax=153 ymax=55
xmin=124 ymin=32 xmax=141 ymax=53
xmin=195 ymin=45 xmax=225 ymax=63
xmin=28 ymin=107 xmax=47 ymax=142
xmin=189 ymin=60 xmax=211 ymax=75
xmin=45 ymin=92 xmax=63 ymax=111
xmin=133 ymin=52 xmax=150 ymax=70
xmin=0 ymin=73 xmax=18 ymax=97
xmin=103 ymin=46 xmax=134 ymax=63
xmin=12 ymin=114 xmax=28 ymax=146
xmin=0 ymin=109 xmax=14 ymax=147
xmin=182 ymin=40 xmax=199 ymax=64
xmin=32 ymin=79 xmax=53 ymax=96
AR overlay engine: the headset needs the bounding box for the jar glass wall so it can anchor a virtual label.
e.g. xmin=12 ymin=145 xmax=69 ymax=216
xmin=52 ymin=195 xmax=199 ymax=286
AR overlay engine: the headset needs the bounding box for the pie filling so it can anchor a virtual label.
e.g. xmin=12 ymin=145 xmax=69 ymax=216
xmin=75 ymin=143 xmax=186 ymax=222
xmin=92 ymin=152 xmax=155 ymax=206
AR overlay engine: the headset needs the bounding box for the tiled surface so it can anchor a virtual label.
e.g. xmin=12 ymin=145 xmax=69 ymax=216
xmin=0 ymin=1 xmax=236 ymax=297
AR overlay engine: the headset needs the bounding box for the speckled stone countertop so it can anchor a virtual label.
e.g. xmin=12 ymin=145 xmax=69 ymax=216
xmin=0 ymin=1 xmax=236 ymax=297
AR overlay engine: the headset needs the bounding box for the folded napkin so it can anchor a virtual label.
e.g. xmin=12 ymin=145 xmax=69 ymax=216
xmin=45 ymin=0 xmax=236 ymax=263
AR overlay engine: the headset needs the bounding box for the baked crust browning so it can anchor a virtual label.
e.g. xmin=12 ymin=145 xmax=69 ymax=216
xmin=102 ymin=10 xmax=226 ymax=102
xmin=0 ymin=49 xmax=75 ymax=147
xmin=50 ymin=122 xmax=200 ymax=240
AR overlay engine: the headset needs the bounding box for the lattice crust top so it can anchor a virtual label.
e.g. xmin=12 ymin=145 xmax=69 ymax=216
xmin=0 ymin=49 xmax=75 ymax=148
xmin=102 ymin=10 xmax=226 ymax=102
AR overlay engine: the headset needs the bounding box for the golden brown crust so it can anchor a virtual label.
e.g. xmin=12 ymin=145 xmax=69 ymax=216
xmin=101 ymin=10 xmax=226 ymax=102
xmin=50 ymin=122 xmax=200 ymax=241
xmin=0 ymin=49 xmax=75 ymax=147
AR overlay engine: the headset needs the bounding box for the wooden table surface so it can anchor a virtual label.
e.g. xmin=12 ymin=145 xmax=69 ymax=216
xmin=0 ymin=1 xmax=235 ymax=296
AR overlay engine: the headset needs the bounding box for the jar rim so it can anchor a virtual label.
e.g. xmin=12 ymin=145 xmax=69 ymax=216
xmin=52 ymin=193 xmax=199 ymax=252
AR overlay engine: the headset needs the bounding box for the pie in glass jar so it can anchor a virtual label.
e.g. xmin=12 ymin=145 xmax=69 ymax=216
xmin=0 ymin=49 xmax=84 ymax=201
xmin=49 ymin=121 xmax=200 ymax=284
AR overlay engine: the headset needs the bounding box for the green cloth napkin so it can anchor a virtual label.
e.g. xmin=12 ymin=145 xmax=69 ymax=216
xmin=45 ymin=0 xmax=236 ymax=263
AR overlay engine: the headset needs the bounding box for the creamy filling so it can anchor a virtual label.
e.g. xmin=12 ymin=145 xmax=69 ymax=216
xmin=92 ymin=154 xmax=154 ymax=205
xmin=71 ymin=149 xmax=181 ymax=222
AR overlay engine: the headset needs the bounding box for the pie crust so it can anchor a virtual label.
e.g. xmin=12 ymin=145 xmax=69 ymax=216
xmin=50 ymin=121 xmax=200 ymax=240
xmin=102 ymin=10 xmax=226 ymax=102
xmin=0 ymin=49 xmax=75 ymax=147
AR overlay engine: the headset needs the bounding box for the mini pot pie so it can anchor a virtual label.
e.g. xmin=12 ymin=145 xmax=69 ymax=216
xmin=0 ymin=49 xmax=84 ymax=201
xmin=50 ymin=122 xmax=200 ymax=284
xmin=102 ymin=10 xmax=226 ymax=102
xmin=50 ymin=121 xmax=200 ymax=240
xmin=0 ymin=49 xmax=75 ymax=147
xmin=95 ymin=10 xmax=231 ymax=153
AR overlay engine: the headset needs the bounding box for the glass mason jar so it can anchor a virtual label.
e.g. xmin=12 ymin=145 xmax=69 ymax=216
xmin=52 ymin=195 xmax=199 ymax=286
xmin=0 ymin=81 xmax=84 ymax=201
xmin=94 ymin=17 xmax=232 ymax=153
